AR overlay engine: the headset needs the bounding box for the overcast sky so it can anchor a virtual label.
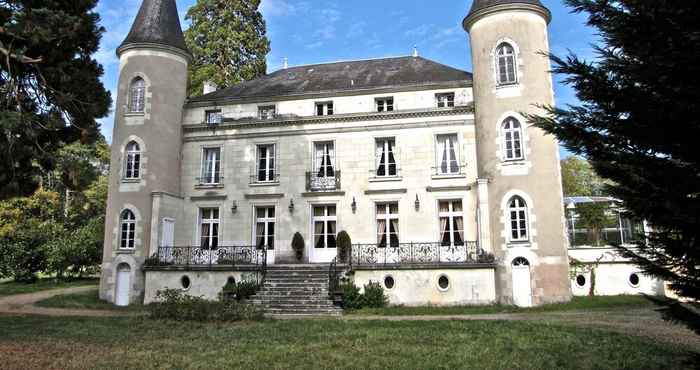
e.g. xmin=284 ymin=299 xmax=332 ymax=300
xmin=95 ymin=0 xmax=597 ymax=154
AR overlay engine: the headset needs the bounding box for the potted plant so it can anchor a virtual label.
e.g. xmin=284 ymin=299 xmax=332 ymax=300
xmin=337 ymin=230 xmax=351 ymax=263
xmin=292 ymin=232 xmax=305 ymax=262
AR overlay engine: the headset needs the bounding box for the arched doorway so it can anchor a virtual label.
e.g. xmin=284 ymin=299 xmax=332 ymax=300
xmin=511 ymin=257 xmax=532 ymax=307
xmin=115 ymin=263 xmax=131 ymax=306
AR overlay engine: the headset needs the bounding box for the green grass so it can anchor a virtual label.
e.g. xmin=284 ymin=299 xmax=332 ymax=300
xmin=34 ymin=290 xmax=144 ymax=311
xmin=0 ymin=315 xmax=694 ymax=369
xmin=350 ymin=295 xmax=660 ymax=316
xmin=0 ymin=278 xmax=98 ymax=297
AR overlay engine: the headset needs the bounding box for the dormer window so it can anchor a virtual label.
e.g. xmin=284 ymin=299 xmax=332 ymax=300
xmin=205 ymin=110 xmax=222 ymax=125
xmin=496 ymin=43 xmax=518 ymax=86
xmin=376 ymin=97 xmax=394 ymax=112
xmin=436 ymin=93 xmax=455 ymax=108
xmin=316 ymin=101 xmax=334 ymax=116
xmin=258 ymin=105 xmax=276 ymax=120
xmin=129 ymin=77 xmax=145 ymax=113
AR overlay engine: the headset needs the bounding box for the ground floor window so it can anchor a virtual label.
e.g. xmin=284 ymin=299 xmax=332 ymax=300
xmin=199 ymin=208 xmax=219 ymax=249
xmin=439 ymin=200 xmax=464 ymax=246
xmin=377 ymin=202 xmax=399 ymax=247
xmin=313 ymin=205 xmax=337 ymax=249
xmin=255 ymin=206 xmax=275 ymax=249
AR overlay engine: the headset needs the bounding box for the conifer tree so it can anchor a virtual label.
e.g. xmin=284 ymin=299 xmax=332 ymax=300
xmin=184 ymin=0 xmax=270 ymax=97
xmin=529 ymin=0 xmax=700 ymax=300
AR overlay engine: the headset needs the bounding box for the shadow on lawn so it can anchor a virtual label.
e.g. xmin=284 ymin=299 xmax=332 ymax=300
xmin=643 ymin=295 xmax=700 ymax=364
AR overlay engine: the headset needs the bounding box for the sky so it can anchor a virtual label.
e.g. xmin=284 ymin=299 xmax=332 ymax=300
xmin=94 ymin=0 xmax=598 ymax=148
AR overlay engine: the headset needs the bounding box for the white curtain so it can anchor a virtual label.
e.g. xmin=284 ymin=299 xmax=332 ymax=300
xmin=377 ymin=219 xmax=387 ymax=246
xmin=376 ymin=141 xmax=386 ymax=176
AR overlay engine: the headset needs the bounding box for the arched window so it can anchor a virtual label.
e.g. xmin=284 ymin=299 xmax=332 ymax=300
xmin=120 ymin=210 xmax=136 ymax=249
xmin=129 ymin=77 xmax=145 ymax=113
xmin=124 ymin=141 xmax=141 ymax=179
xmin=502 ymin=117 xmax=524 ymax=160
xmin=507 ymin=196 xmax=529 ymax=242
xmin=496 ymin=43 xmax=517 ymax=85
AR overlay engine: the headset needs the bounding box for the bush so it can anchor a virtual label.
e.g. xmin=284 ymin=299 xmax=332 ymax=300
xmin=337 ymin=231 xmax=351 ymax=263
xmin=291 ymin=232 xmax=304 ymax=261
xmin=222 ymin=280 xmax=258 ymax=301
xmin=339 ymin=280 xmax=363 ymax=309
xmin=148 ymin=288 xmax=263 ymax=322
xmin=362 ymin=282 xmax=389 ymax=308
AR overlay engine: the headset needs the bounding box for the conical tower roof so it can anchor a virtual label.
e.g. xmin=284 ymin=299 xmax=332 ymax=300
xmin=463 ymin=0 xmax=551 ymax=30
xmin=117 ymin=0 xmax=188 ymax=56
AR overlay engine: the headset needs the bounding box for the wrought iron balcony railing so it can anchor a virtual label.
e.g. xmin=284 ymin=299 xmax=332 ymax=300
xmin=349 ymin=241 xmax=492 ymax=267
xmin=147 ymin=246 xmax=267 ymax=267
xmin=249 ymin=172 xmax=281 ymax=184
xmin=431 ymin=165 xmax=466 ymax=177
xmin=195 ymin=175 xmax=224 ymax=186
xmin=306 ymin=170 xmax=341 ymax=191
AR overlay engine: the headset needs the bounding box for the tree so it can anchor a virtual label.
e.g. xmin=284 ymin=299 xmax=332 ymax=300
xmin=529 ymin=1 xmax=700 ymax=300
xmin=184 ymin=0 xmax=270 ymax=97
xmin=0 ymin=0 xmax=111 ymax=199
xmin=560 ymin=156 xmax=608 ymax=197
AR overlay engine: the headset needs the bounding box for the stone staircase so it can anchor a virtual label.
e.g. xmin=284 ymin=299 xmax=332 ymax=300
xmin=250 ymin=264 xmax=342 ymax=316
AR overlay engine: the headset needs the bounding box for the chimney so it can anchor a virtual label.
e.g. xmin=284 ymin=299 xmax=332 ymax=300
xmin=283 ymin=57 xmax=289 ymax=69
xmin=203 ymin=81 xmax=218 ymax=95
xmin=413 ymin=45 xmax=419 ymax=58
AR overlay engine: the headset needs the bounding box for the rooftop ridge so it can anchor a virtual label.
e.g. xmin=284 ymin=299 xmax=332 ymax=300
xmin=271 ymin=55 xmax=422 ymax=73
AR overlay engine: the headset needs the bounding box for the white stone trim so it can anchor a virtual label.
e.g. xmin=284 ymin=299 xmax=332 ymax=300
xmin=499 ymin=190 xmax=538 ymax=250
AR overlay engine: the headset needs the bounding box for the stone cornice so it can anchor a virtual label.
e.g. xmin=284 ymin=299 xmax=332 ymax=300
xmin=463 ymin=3 xmax=551 ymax=31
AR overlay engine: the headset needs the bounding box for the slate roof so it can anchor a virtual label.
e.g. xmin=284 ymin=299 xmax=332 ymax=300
xmin=117 ymin=0 xmax=188 ymax=55
xmin=188 ymin=56 xmax=472 ymax=104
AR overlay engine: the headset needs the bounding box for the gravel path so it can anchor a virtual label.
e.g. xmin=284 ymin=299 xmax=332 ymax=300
xmin=0 ymin=286 xmax=133 ymax=317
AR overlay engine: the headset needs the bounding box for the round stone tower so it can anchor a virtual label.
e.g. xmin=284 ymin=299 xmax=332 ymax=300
xmin=464 ymin=0 xmax=572 ymax=305
xmin=99 ymin=0 xmax=190 ymax=305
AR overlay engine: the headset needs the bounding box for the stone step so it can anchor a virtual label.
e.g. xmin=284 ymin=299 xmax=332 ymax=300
xmin=265 ymin=307 xmax=342 ymax=315
xmin=260 ymin=288 xmax=328 ymax=294
xmin=264 ymin=277 xmax=329 ymax=282
xmin=264 ymin=282 xmax=327 ymax=287
xmin=265 ymin=272 xmax=329 ymax=278
xmin=251 ymin=298 xmax=333 ymax=305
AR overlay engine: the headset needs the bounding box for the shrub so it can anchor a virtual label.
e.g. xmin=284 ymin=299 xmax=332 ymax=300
xmin=339 ymin=280 xmax=363 ymax=309
xmin=362 ymin=281 xmax=389 ymax=308
xmin=291 ymin=232 xmax=305 ymax=261
xmin=222 ymin=280 xmax=259 ymax=302
xmin=148 ymin=288 xmax=263 ymax=322
xmin=336 ymin=231 xmax=351 ymax=263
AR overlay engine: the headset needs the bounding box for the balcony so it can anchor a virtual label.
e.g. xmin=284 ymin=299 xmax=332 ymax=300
xmin=146 ymin=246 xmax=267 ymax=268
xmin=249 ymin=172 xmax=280 ymax=185
xmin=306 ymin=171 xmax=341 ymax=192
xmin=195 ymin=174 xmax=224 ymax=188
xmin=431 ymin=165 xmax=466 ymax=178
xmin=349 ymin=241 xmax=494 ymax=268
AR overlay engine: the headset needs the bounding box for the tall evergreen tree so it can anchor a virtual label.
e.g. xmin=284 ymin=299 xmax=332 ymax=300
xmin=529 ymin=1 xmax=700 ymax=300
xmin=0 ymin=0 xmax=112 ymax=199
xmin=185 ymin=0 xmax=270 ymax=97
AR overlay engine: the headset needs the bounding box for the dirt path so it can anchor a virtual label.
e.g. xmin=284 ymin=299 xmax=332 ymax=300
xmin=0 ymin=286 xmax=134 ymax=317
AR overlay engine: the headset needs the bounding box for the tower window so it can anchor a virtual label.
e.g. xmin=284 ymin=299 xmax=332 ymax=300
xmin=120 ymin=209 xmax=136 ymax=249
xmin=496 ymin=43 xmax=518 ymax=86
xmin=124 ymin=141 xmax=141 ymax=179
xmin=316 ymin=101 xmax=334 ymax=116
xmin=502 ymin=117 xmax=524 ymax=161
xmin=507 ymin=196 xmax=529 ymax=242
xmin=258 ymin=105 xmax=276 ymax=120
xmin=376 ymin=97 xmax=394 ymax=112
xmin=436 ymin=93 xmax=455 ymax=108
xmin=129 ymin=77 xmax=145 ymax=113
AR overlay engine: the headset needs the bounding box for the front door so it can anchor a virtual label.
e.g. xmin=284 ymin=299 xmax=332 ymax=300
xmin=511 ymin=257 xmax=533 ymax=307
xmin=311 ymin=205 xmax=337 ymax=263
xmin=115 ymin=263 xmax=131 ymax=307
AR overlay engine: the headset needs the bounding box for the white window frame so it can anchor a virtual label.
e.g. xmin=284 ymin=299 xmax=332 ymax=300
xmin=315 ymin=101 xmax=334 ymax=116
xmin=254 ymin=206 xmax=276 ymax=250
xmin=376 ymin=202 xmax=400 ymax=247
xmin=436 ymin=93 xmax=455 ymax=108
xmin=200 ymin=147 xmax=222 ymax=185
xmin=205 ymin=109 xmax=222 ymax=125
xmin=507 ymin=196 xmax=529 ymax=242
xmin=375 ymin=97 xmax=394 ymax=112
xmin=501 ymin=117 xmax=525 ymax=161
xmin=198 ymin=207 xmax=220 ymax=249
xmin=255 ymin=143 xmax=277 ymax=183
xmin=312 ymin=205 xmax=338 ymax=249
xmin=435 ymin=133 xmax=461 ymax=175
xmin=128 ymin=77 xmax=145 ymax=113
xmin=496 ymin=42 xmax=518 ymax=86
xmin=120 ymin=209 xmax=136 ymax=250
xmin=375 ymin=137 xmax=398 ymax=177
xmin=258 ymin=105 xmax=276 ymax=120
xmin=438 ymin=200 xmax=465 ymax=246
xmin=124 ymin=141 xmax=141 ymax=180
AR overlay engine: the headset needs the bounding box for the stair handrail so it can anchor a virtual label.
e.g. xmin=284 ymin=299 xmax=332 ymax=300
xmin=257 ymin=246 xmax=268 ymax=289
xmin=328 ymin=257 xmax=340 ymax=298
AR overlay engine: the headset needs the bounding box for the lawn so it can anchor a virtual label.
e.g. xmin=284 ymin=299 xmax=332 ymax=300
xmin=34 ymin=290 xmax=144 ymax=311
xmin=350 ymin=295 xmax=660 ymax=316
xmin=0 ymin=278 xmax=99 ymax=297
xmin=0 ymin=315 xmax=695 ymax=370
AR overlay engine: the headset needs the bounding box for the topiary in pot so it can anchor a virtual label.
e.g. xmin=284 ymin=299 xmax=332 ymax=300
xmin=292 ymin=232 xmax=305 ymax=261
xmin=337 ymin=230 xmax=351 ymax=263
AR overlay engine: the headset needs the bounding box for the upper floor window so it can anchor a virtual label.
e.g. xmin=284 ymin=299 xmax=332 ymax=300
xmin=375 ymin=138 xmax=398 ymax=177
xmin=496 ymin=43 xmax=517 ymax=85
xmin=258 ymin=105 xmax=276 ymax=120
xmin=129 ymin=77 xmax=145 ymax=113
xmin=376 ymin=97 xmax=394 ymax=112
xmin=256 ymin=144 xmax=276 ymax=182
xmin=377 ymin=203 xmax=399 ymax=248
xmin=124 ymin=141 xmax=141 ymax=179
xmin=439 ymin=200 xmax=464 ymax=246
xmin=314 ymin=142 xmax=335 ymax=178
xmin=199 ymin=208 xmax=220 ymax=249
xmin=205 ymin=110 xmax=222 ymax=125
xmin=507 ymin=196 xmax=529 ymax=242
xmin=200 ymin=147 xmax=221 ymax=185
xmin=120 ymin=209 xmax=136 ymax=249
xmin=316 ymin=101 xmax=334 ymax=116
xmin=436 ymin=93 xmax=455 ymax=108
xmin=502 ymin=117 xmax=524 ymax=161
xmin=436 ymin=134 xmax=460 ymax=175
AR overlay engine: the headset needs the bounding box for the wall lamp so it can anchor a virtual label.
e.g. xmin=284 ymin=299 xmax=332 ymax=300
xmin=289 ymin=198 xmax=295 ymax=213
xmin=231 ymin=200 xmax=238 ymax=214
xmin=351 ymin=197 xmax=357 ymax=213
xmin=415 ymin=194 xmax=420 ymax=211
